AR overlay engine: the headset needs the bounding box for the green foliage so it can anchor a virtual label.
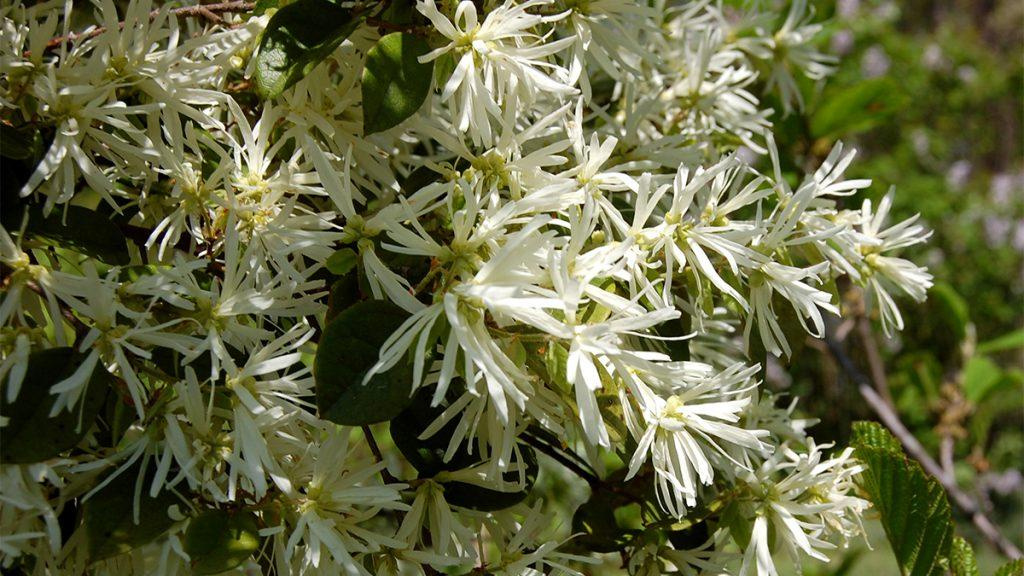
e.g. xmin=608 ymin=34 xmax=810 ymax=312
xmin=391 ymin=388 xmax=537 ymax=511
xmin=948 ymin=536 xmax=980 ymax=576
xmin=811 ymin=77 xmax=905 ymax=139
xmin=0 ymin=122 xmax=44 ymax=160
xmin=443 ymin=447 xmax=538 ymax=511
xmin=184 ymin=510 xmax=261 ymax=575
xmin=361 ymin=32 xmax=434 ymax=135
xmin=995 ymin=559 xmax=1024 ymax=576
xmin=254 ymin=0 xmax=365 ymax=99
xmin=977 ymin=329 xmax=1024 ymax=355
xmin=1 ymin=348 xmax=110 ymax=464
xmin=850 ymin=421 xmax=954 ymax=576
xmin=83 ymin=466 xmax=184 ymax=562
xmin=325 ymin=247 xmax=358 ymax=276
xmin=11 ymin=204 xmax=129 ymax=265
xmin=314 ymin=299 xmax=416 ymax=426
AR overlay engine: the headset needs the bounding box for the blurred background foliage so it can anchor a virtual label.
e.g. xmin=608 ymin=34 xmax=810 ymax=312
xmin=768 ymin=0 xmax=1023 ymax=571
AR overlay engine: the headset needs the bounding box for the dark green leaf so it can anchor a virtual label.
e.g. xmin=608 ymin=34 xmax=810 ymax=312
xmin=16 ymin=204 xmax=129 ymax=265
xmin=254 ymin=0 xmax=365 ymax=100
xmin=361 ymin=32 xmax=434 ymax=135
xmin=569 ymin=485 xmax=635 ymax=553
xmin=326 ymin=273 xmax=361 ymax=324
xmin=1 ymin=347 xmax=110 ymax=464
xmin=83 ymin=465 xmax=184 ymax=562
xmin=400 ymin=165 xmax=443 ymax=195
xmin=325 ymin=248 xmax=358 ymax=276
xmin=314 ymin=299 xmax=416 ymax=425
xmin=444 ymin=447 xmax=538 ymax=511
xmin=850 ymin=421 xmax=954 ymax=576
xmin=184 ymin=510 xmax=261 ymax=575
xmin=0 ymin=122 xmax=42 ymax=160
xmin=390 ymin=385 xmax=477 ymax=475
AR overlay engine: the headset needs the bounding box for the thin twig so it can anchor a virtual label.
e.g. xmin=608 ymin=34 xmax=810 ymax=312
xmin=522 ymin=432 xmax=600 ymax=488
xmin=35 ymin=1 xmax=255 ymax=55
xmin=825 ymin=334 xmax=1023 ymax=559
xmin=361 ymin=425 xmax=400 ymax=485
xmin=855 ymin=314 xmax=895 ymax=406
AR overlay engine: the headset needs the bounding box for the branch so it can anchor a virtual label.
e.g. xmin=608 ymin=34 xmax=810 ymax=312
xmin=522 ymin=430 xmax=600 ymax=488
xmin=35 ymin=1 xmax=255 ymax=55
xmin=825 ymin=334 xmax=1023 ymax=559
xmin=361 ymin=425 xmax=400 ymax=485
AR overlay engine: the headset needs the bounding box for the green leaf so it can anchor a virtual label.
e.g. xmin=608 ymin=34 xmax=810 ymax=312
xmin=961 ymin=356 xmax=1002 ymax=404
xmin=390 ymin=385 xmax=477 ymax=475
xmin=1 ymin=348 xmax=110 ymax=464
xmin=184 ymin=510 xmax=261 ymax=575
xmin=977 ymin=328 xmax=1024 ymax=355
xmin=995 ymin=559 xmax=1024 ymax=576
xmin=83 ymin=465 xmax=184 ymax=562
xmin=443 ymin=447 xmax=538 ymax=511
xmin=948 ymin=536 xmax=978 ymax=576
xmin=17 ymin=204 xmax=129 ymax=265
xmin=361 ymin=32 xmax=434 ymax=135
xmin=0 ymin=122 xmax=43 ymax=160
xmin=325 ymin=273 xmax=361 ymax=324
xmin=314 ymin=299 xmax=416 ymax=425
xmin=850 ymin=421 xmax=954 ymax=576
xmin=254 ymin=0 xmax=365 ymax=100
xmin=811 ymin=78 xmax=905 ymax=139
xmin=253 ymin=0 xmax=278 ymax=15
xmin=325 ymin=248 xmax=358 ymax=276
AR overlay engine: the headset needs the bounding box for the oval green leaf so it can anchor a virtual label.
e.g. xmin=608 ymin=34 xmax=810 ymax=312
xmin=314 ymin=299 xmax=416 ymax=425
xmin=361 ymin=32 xmax=434 ymax=135
xmin=84 ymin=464 xmax=184 ymax=562
xmin=185 ymin=510 xmax=261 ymax=575
xmin=1 ymin=347 xmax=110 ymax=464
xmin=255 ymin=0 xmax=365 ymax=100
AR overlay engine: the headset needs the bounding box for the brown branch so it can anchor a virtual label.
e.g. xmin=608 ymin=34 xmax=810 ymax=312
xmin=855 ymin=314 xmax=895 ymax=406
xmin=825 ymin=333 xmax=1023 ymax=559
xmin=361 ymin=425 xmax=400 ymax=485
xmin=35 ymin=1 xmax=255 ymax=55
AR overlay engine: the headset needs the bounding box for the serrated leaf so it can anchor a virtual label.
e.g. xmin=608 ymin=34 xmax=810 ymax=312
xmin=948 ymin=536 xmax=979 ymax=576
xmin=325 ymin=248 xmax=358 ymax=275
xmin=254 ymin=0 xmax=365 ymax=100
xmin=361 ymin=32 xmax=434 ymax=135
xmin=184 ymin=510 xmax=261 ymax=575
xmin=83 ymin=465 xmax=184 ymax=562
xmin=314 ymin=299 xmax=416 ymax=425
xmin=1 ymin=348 xmax=110 ymax=464
xmin=995 ymin=559 xmax=1024 ymax=576
xmin=850 ymin=421 xmax=954 ymax=576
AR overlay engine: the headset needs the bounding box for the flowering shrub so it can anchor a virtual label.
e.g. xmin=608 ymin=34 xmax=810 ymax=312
xmin=0 ymin=0 xmax=949 ymax=574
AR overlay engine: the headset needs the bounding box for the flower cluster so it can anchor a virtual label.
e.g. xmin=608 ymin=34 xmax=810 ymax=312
xmin=0 ymin=1 xmax=932 ymax=574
